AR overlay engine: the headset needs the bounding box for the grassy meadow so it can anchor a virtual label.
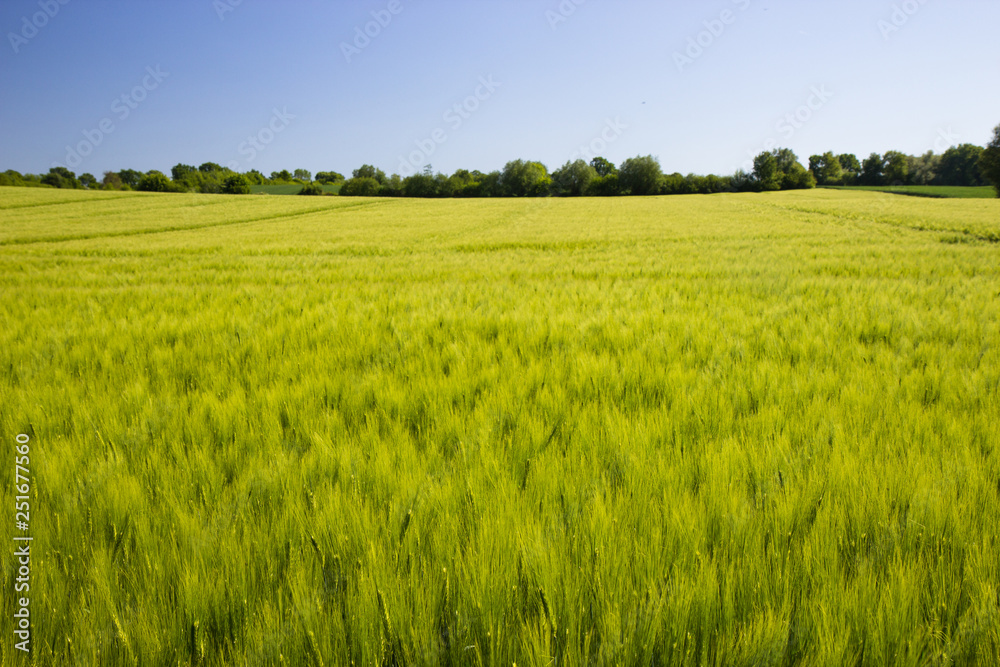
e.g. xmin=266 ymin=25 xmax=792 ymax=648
xmin=249 ymin=183 xmax=343 ymax=196
xmin=826 ymin=185 xmax=997 ymax=199
xmin=1 ymin=186 xmax=999 ymax=666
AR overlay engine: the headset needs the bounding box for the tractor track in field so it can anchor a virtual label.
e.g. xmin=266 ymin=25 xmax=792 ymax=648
xmin=0 ymin=195 xmax=138 ymax=210
xmin=0 ymin=199 xmax=394 ymax=247
xmin=756 ymin=200 xmax=1000 ymax=245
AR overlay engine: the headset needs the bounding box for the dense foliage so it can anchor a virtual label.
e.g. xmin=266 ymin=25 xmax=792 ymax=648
xmin=4 ymin=125 xmax=998 ymax=197
xmin=980 ymin=124 xmax=1000 ymax=197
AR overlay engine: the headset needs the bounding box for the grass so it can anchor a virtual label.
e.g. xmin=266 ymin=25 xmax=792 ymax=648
xmin=1 ymin=186 xmax=999 ymax=666
xmin=825 ymin=184 xmax=997 ymax=199
xmin=249 ymin=183 xmax=342 ymax=196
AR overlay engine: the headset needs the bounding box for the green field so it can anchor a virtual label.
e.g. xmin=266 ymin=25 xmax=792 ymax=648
xmin=1 ymin=186 xmax=999 ymax=666
xmin=826 ymin=185 xmax=997 ymax=199
xmin=249 ymin=183 xmax=342 ymax=196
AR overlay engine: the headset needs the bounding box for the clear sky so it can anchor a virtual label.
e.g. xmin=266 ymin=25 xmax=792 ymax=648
xmin=2 ymin=0 xmax=998 ymax=179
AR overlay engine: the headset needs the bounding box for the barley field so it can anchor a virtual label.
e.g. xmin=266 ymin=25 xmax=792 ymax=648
xmin=826 ymin=185 xmax=997 ymax=200
xmin=1 ymin=186 xmax=999 ymax=666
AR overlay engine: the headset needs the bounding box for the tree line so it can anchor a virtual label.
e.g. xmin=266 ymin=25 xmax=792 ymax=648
xmin=0 ymin=164 xmax=344 ymax=194
xmin=3 ymin=124 xmax=999 ymax=197
xmin=0 ymin=152 xmax=816 ymax=197
xmin=807 ymin=143 xmax=993 ymax=188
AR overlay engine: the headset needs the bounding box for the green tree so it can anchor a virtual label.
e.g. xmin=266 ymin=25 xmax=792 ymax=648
xmin=270 ymin=170 xmax=293 ymax=183
xmin=381 ymin=174 xmax=404 ymax=197
xmin=882 ymin=151 xmax=909 ymax=185
xmin=752 ymin=152 xmax=781 ymax=191
xmin=584 ymin=173 xmax=620 ymax=196
xmin=685 ymin=174 xmax=708 ymax=194
xmin=937 ymin=144 xmax=985 ymax=186
xmin=222 ymin=174 xmax=251 ymax=194
xmin=118 ymin=169 xmax=142 ymax=188
xmin=590 ymin=157 xmax=617 ymax=177
xmin=315 ymin=171 xmax=345 ymax=184
xmin=137 ymin=171 xmax=174 ymax=192
xmin=298 ymin=182 xmax=325 ymax=196
xmin=808 ymin=155 xmax=823 ymax=182
xmin=0 ymin=170 xmax=25 ymax=187
xmin=771 ymin=149 xmax=798 ymax=175
xmin=551 ymin=159 xmax=598 ymax=196
xmin=42 ymin=167 xmax=80 ymax=189
xmin=244 ymin=170 xmax=267 ymax=185
xmin=352 ymin=165 xmax=386 ymax=184
xmin=433 ymin=173 xmax=455 ymax=198
xmin=860 ymin=153 xmax=885 ymax=186
xmin=500 ymin=160 xmax=551 ymax=197
xmin=79 ymin=173 xmax=98 ymax=189
xmin=447 ymin=170 xmax=480 ymax=197
xmin=293 ymin=169 xmax=312 ymax=182
xmin=619 ymin=155 xmax=663 ymax=196
xmin=478 ymin=171 xmax=503 ymax=197
xmin=907 ymin=151 xmax=940 ymax=186
xmin=980 ymin=124 xmax=1000 ymax=197
xmin=749 ymin=149 xmax=813 ymax=191
xmin=403 ymin=171 xmax=438 ymax=198
xmin=205 ymin=173 xmax=227 ymax=193
xmin=730 ymin=169 xmax=755 ymax=192
xmin=340 ymin=176 xmax=381 ymax=196
xmin=703 ymin=174 xmax=727 ymax=193
xmin=198 ymin=162 xmax=223 ymax=173
xmin=809 ymin=152 xmax=844 ymax=186
xmin=102 ymin=171 xmax=124 ymax=189
xmin=171 ymin=164 xmax=197 ymax=182
xmin=40 ymin=173 xmax=65 ymax=188
xmin=782 ymin=162 xmax=817 ymax=190
xmin=666 ymin=173 xmax=708 ymax=195
xmin=837 ymin=154 xmax=861 ymax=185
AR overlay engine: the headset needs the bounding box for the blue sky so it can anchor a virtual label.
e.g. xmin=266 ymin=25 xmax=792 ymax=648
xmin=2 ymin=0 xmax=998 ymax=178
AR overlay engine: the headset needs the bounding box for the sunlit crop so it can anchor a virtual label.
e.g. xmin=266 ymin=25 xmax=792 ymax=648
xmin=1 ymin=186 xmax=998 ymax=666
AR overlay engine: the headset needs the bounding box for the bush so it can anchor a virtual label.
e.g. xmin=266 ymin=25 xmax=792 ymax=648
xmin=499 ymin=160 xmax=551 ymax=197
xmin=222 ymin=174 xmax=251 ymax=195
xmin=782 ymin=163 xmax=817 ymax=190
xmin=752 ymin=150 xmax=814 ymax=191
xmin=619 ymin=156 xmax=663 ymax=196
xmin=41 ymin=167 xmax=80 ymax=189
xmin=551 ymin=160 xmax=597 ymax=197
xmin=298 ymin=182 xmax=325 ymax=196
xmin=315 ymin=171 xmax=345 ymax=185
xmin=102 ymin=171 xmax=124 ymax=190
xmin=660 ymin=173 xmax=689 ymax=195
xmin=0 ymin=170 xmax=25 ymax=187
xmin=340 ymin=177 xmax=381 ymax=196
xmin=585 ymin=174 xmax=620 ymax=196
xmin=729 ymin=170 xmax=756 ymax=192
xmin=976 ymin=126 xmax=1000 ymax=197
xmin=137 ymin=171 xmax=183 ymax=193
xmin=403 ymin=173 xmax=438 ymax=198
